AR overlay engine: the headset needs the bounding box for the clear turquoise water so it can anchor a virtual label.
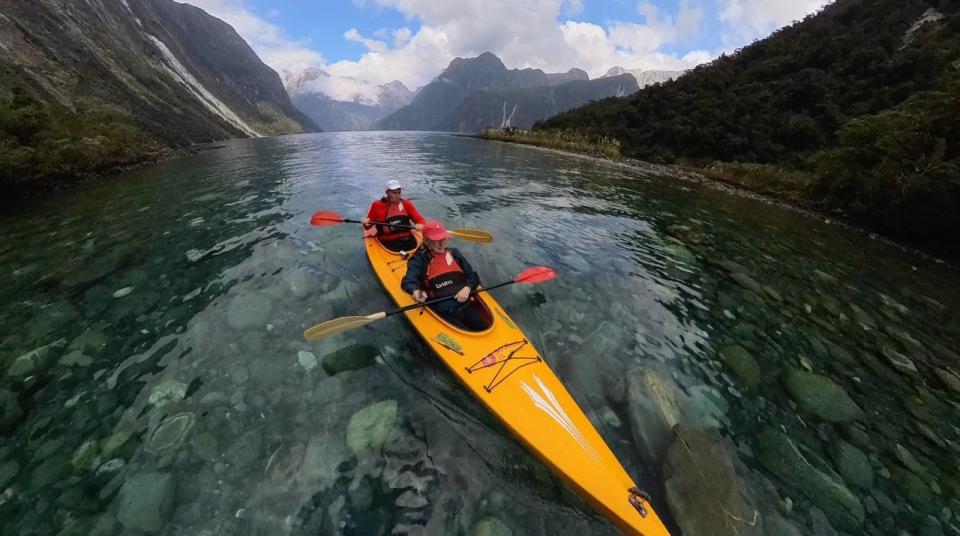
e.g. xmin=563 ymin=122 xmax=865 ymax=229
xmin=0 ymin=132 xmax=958 ymax=535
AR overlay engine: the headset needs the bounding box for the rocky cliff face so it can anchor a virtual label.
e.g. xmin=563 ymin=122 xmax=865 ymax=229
xmin=0 ymin=0 xmax=316 ymax=146
xmin=374 ymin=52 xmax=602 ymax=131
xmin=438 ymin=74 xmax=640 ymax=132
xmin=602 ymin=67 xmax=683 ymax=88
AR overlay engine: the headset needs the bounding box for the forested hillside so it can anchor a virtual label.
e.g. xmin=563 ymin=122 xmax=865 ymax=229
xmin=0 ymin=0 xmax=316 ymax=192
xmin=541 ymin=0 xmax=959 ymax=257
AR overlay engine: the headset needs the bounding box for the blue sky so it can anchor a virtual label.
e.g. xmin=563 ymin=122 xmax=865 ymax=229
xmin=185 ymin=1 xmax=831 ymax=97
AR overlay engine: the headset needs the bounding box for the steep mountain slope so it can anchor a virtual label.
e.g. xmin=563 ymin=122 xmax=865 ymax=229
xmin=0 ymin=0 xmax=316 ymax=187
xmin=541 ymin=0 xmax=960 ymax=257
xmin=374 ymin=52 xmax=592 ymax=131
xmin=438 ymin=74 xmax=639 ymax=132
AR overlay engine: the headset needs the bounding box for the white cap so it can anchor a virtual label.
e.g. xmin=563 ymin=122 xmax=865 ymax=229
xmin=385 ymin=179 xmax=402 ymax=191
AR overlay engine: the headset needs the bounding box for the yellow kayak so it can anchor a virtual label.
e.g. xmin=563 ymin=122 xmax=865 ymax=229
xmin=364 ymin=234 xmax=670 ymax=536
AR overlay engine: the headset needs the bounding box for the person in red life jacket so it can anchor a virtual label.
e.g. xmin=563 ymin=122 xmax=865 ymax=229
xmin=401 ymin=221 xmax=488 ymax=331
xmin=361 ymin=179 xmax=425 ymax=252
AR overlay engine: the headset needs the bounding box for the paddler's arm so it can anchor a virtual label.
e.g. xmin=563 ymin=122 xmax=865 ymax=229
xmin=401 ymin=251 xmax=428 ymax=302
xmin=404 ymin=200 xmax=426 ymax=230
xmin=362 ymin=200 xmax=379 ymax=229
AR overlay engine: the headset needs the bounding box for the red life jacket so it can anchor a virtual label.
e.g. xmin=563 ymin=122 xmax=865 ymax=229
xmin=377 ymin=201 xmax=413 ymax=241
xmin=425 ymin=250 xmax=467 ymax=298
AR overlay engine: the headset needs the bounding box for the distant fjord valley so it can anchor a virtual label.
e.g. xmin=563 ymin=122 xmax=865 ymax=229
xmin=283 ymin=52 xmax=681 ymax=133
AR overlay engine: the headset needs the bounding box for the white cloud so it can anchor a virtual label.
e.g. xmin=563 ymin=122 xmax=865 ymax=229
xmin=344 ymin=27 xmax=389 ymax=53
xmin=182 ymin=0 xmax=323 ymax=73
xmin=720 ymin=0 xmax=831 ymax=39
xmin=183 ymin=0 xmax=829 ymax=102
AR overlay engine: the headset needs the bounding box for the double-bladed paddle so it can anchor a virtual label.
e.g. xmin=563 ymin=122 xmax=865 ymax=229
xmin=303 ymin=266 xmax=556 ymax=341
xmin=310 ymin=210 xmax=493 ymax=243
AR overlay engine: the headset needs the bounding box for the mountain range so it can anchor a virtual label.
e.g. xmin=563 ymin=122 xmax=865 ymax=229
xmin=371 ymin=52 xmax=647 ymax=132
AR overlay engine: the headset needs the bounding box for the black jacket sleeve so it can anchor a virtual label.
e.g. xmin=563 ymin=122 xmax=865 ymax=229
xmin=450 ymin=248 xmax=481 ymax=290
xmin=401 ymin=250 xmax=427 ymax=294
xmin=401 ymin=248 xmax=481 ymax=294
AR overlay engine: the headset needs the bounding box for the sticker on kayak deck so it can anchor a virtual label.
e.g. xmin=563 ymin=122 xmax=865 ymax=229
xmin=433 ymin=333 xmax=464 ymax=355
xmin=466 ymin=340 xmax=540 ymax=392
xmin=520 ymin=375 xmax=600 ymax=464
xmin=494 ymin=309 xmax=517 ymax=330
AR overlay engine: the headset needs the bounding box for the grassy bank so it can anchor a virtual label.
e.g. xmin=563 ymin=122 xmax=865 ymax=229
xmin=477 ymin=128 xmax=622 ymax=159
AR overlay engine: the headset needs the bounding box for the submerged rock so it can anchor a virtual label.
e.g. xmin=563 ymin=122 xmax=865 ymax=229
xmin=7 ymin=338 xmax=66 ymax=377
xmin=226 ymin=292 xmax=273 ymax=330
xmin=191 ymin=433 xmax=219 ymax=462
xmin=600 ymin=406 xmax=622 ymax=428
xmin=893 ymin=467 xmax=935 ymax=512
xmin=112 ymin=287 xmax=135 ymax=298
xmin=26 ymin=299 xmax=79 ymax=337
xmin=828 ymin=440 xmax=874 ymax=489
xmin=346 ymin=400 xmax=398 ymax=453
xmin=470 ymin=517 xmax=513 ymax=536
xmin=69 ymin=328 xmax=109 ymax=355
xmin=322 ymin=344 xmax=380 ymax=376
xmin=881 ymin=346 xmax=919 ymax=375
xmin=71 ymin=440 xmax=99 ymax=470
xmin=718 ymin=344 xmax=761 ymax=387
xmin=934 ymin=367 xmax=960 ymax=393
xmin=146 ymin=412 xmax=195 ymax=454
xmin=626 ymin=368 xmax=686 ymax=465
xmin=224 ymin=429 xmax=264 ymax=469
xmin=663 ymin=425 xmax=763 ymax=536
xmin=782 ymin=369 xmax=863 ymax=423
xmin=0 ymin=389 xmax=24 ymax=435
xmin=117 ymin=472 xmax=175 ymax=533
xmin=297 ymin=350 xmax=319 ymax=372
xmin=302 ymin=432 xmax=349 ymax=488
xmin=755 ymin=428 xmax=864 ymax=530
xmin=148 ymin=379 xmax=188 ymax=408
xmin=0 ymin=460 xmax=20 ymax=487
xmin=58 ymin=350 xmax=94 ymax=368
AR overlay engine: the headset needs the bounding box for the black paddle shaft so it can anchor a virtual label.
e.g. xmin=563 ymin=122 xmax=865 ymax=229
xmin=386 ymin=279 xmax=516 ymax=318
xmin=342 ymin=218 xmax=419 ymax=232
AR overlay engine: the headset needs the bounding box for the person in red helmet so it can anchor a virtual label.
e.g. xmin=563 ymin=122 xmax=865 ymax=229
xmin=362 ymin=179 xmax=425 ymax=252
xmin=401 ymin=221 xmax=489 ymax=331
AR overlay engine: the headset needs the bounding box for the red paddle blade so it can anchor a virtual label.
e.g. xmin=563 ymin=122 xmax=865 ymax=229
xmin=514 ymin=266 xmax=557 ymax=284
xmin=310 ymin=210 xmax=345 ymax=226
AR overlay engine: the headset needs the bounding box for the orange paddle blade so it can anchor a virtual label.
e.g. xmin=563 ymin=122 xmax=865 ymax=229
xmin=310 ymin=210 xmax=345 ymax=226
xmin=514 ymin=266 xmax=557 ymax=284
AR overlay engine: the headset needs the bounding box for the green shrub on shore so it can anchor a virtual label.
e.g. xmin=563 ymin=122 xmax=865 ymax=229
xmin=478 ymin=128 xmax=622 ymax=159
xmin=0 ymin=89 xmax=156 ymax=187
xmin=698 ymin=162 xmax=816 ymax=204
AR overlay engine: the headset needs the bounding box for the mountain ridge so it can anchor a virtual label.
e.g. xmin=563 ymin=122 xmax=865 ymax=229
xmin=1 ymin=0 xmax=316 ymax=188
xmin=374 ymin=52 xmax=638 ymax=131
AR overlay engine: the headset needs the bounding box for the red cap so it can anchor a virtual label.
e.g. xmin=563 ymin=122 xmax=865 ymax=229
xmin=422 ymin=220 xmax=451 ymax=241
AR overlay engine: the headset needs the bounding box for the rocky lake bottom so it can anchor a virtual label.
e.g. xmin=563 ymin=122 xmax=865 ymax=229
xmin=1 ymin=132 xmax=959 ymax=535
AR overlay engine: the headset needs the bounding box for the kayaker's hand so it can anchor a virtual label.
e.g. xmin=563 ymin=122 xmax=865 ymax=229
xmin=361 ymin=217 xmax=370 ymax=227
xmin=413 ymin=290 xmax=427 ymax=303
xmin=454 ymin=286 xmax=471 ymax=303
xmin=415 ymin=223 xmax=424 ymax=232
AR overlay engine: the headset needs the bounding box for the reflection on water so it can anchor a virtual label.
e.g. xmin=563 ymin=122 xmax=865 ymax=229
xmin=0 ymin=132 xmax=958 ymax=535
